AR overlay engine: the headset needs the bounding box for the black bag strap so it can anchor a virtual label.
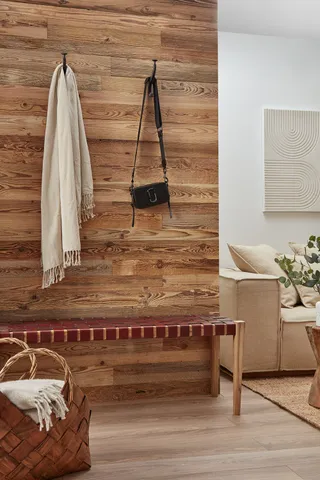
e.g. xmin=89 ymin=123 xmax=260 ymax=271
xmin=131 ymin=77 xmax=149 ymax=191
xmin=153 ymin=77 xmax=168 ymax=181
xmin=131 ymin=76 xmax=168 ymax=191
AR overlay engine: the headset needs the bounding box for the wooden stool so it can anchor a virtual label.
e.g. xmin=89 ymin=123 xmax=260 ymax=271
xmin=306 ymin=325 xmax=320 ymax=408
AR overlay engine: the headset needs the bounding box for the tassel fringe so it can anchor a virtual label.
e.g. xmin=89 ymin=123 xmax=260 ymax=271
xmin=64 ymin=250 xmax=81 ymax=268
xmin=42 ymin=250 xmax=81 ymax=288
xmin=42 ymin=194 xmax=94 ymax=288
xmin=34 ymin=382 xmax=69 ymax=432
xmin=42 ymin=264 xmax=65 ymax=289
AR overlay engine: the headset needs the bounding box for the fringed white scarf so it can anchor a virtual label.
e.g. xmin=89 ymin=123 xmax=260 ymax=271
xmin=41 ymin=63 xmax=94 ymax=288
xmin=0 ymin=379 xmax=68 ymax=431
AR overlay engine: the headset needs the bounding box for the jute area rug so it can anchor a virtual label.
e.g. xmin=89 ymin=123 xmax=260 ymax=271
xmin=243 ymin=376 xmax=320 ymax=429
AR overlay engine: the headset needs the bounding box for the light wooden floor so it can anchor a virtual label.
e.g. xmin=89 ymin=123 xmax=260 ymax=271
xmin=63 ymin=377 xmax=320 ymax=480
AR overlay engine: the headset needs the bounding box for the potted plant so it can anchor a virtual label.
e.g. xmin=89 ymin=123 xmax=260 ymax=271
xmin=275 ymin=235 xmax=320 ymax=293
xmin=275 ymin=235 xmax=320 ymax=324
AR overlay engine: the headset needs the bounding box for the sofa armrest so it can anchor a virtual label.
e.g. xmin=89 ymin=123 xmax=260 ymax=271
xmin=220 ymin=268 xmax=281 ymax=373
xmin=220 ymin=268 xmax=279 ymax=282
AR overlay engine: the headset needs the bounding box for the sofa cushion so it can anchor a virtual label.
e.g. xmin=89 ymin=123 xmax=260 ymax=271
xmin=281 ymin=305 xmax=315 ymax=323
xmin=228 ymin=244 xmax=299 ymax=308
xmin=289 ymin=241 xmax=318 ymax=255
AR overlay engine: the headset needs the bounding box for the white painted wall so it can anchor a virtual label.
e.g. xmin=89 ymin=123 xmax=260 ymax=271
xmin=219 ymin=32 xmax=320 ymax=267
xmin=219 ymin=0 xmax=320 ymax=41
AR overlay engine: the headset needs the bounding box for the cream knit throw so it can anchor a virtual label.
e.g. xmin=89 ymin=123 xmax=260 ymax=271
xmin=41 ymin=63 xmax=94 ymax=288
xmin=0 ymin=379 xmax=68 ymax=431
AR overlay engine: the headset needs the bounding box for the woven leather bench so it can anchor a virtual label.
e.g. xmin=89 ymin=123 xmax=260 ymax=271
xmin=0 ymin=315 xmax=245 ymax=415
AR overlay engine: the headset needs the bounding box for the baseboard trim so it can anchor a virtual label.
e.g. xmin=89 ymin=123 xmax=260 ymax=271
xmin=221 ymin=366 xmax=315 ymax=379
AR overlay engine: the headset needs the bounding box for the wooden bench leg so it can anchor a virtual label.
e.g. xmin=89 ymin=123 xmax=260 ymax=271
xmin=233 ymin=320 xmax=245 ymax=415
xmin=211 ymin=336 xmax=220 ymax=397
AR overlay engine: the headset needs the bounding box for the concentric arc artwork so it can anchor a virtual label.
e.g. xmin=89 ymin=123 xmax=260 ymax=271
xmin=264 ymin=109 xmax=320 ymax=212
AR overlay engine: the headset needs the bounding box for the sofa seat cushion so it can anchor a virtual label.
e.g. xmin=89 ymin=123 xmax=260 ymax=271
xmin=281 ymin=306 xmax=316 ymax=323
xmin=280 ymin=306 xmax=316 ymax=371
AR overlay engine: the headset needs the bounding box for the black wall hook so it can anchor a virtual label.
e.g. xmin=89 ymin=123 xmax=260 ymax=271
xmin=149 ymin=59 xmax=157 ymax=97
xmin=62 ymin=52 xmax=67 ymax=74
xmin=151 ymin=59 xmax=157 ymax=81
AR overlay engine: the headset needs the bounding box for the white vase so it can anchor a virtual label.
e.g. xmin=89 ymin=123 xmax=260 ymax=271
xmin=316 ymin=301 xmax=320 ymax=327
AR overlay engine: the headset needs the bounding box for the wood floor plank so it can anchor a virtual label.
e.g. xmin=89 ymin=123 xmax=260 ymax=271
xmin=289 ymin=460 xmax=320 ymax=480
xmin=256 ymin=431 xmax=320 ymax=451
xmin=56 ymin=377 xmax=318 ymax=480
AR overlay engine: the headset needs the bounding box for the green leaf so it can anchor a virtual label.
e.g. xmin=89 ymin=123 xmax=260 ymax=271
xmin=274 ymin=258 xmax=280 ymax=264
xmin=306 ymin=253 xmax=319 ymax=264
xmin=308 ymin=241 xmax=314 ymax=248
xmin=314 ymin=271 xmax=320 ymax=281
xmin=284 ymin=279 xmax=291 ymax=288
xmin=305 ymin=279 xmax=317 ymax=288
xmin=279 ymin=277 xmax=287 ymax=284
xmin=310 ymin=235 xmax=316 ymax=241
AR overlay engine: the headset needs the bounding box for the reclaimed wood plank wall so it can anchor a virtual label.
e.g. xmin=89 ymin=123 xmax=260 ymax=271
xmin=0 ymin=337 xmax=218 ymax=402
xmin=0 ymin=0 xmax=218 ymax=322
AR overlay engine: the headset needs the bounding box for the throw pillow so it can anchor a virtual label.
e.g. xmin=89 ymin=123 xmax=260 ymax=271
xmin=228 ymin=244 xmax=299 ymax=308
xmin=280 ymin=254 xmax=320 ymax=308
xmin=289 ymin=242 xmax=318 ymax=256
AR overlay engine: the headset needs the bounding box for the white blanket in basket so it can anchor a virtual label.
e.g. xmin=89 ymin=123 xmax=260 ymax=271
xmin=0 ymin=379 xmax=68 ymax=431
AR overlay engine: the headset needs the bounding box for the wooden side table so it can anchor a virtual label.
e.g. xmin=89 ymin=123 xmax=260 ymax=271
xmin=306 ymin=325 xmax=320 ymax=408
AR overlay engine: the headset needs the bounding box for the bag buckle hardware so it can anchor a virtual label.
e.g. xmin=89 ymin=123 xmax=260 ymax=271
xmin=147 ymin=187 xmax=158 ymax=203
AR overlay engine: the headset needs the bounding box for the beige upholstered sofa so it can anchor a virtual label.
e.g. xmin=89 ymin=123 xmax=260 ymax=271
xmin=220 ymin=268 xmax=316 ymax=374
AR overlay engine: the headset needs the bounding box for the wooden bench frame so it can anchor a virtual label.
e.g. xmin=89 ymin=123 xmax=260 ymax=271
xmin=0 ymin=316 xmax=245 ymax=415
xmin=210 ymin=320 xmax=245 ymax=415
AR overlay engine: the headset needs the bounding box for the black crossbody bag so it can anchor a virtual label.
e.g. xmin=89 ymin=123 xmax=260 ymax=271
xmin=130 ymin=72 xmax=172 ymax=227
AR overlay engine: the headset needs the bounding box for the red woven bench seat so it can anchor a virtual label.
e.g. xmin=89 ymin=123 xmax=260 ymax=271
xmin=0 ymin=315 xmax=244 ymax=415
xmin=0 ymin=315 xmax=236 ymax=344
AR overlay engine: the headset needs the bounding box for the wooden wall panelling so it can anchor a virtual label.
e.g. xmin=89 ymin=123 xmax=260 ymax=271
xmin=0 ymin=337 xmax=213 ymax=402
xmin=0 ymin=0 xmax=217 ymax=23
xmin=0 ymin=0 xmax=218 ymax=334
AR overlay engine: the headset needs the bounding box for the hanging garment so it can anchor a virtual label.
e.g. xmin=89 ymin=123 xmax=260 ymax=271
xmin=41 ymin=63 xmax=94 ymax=288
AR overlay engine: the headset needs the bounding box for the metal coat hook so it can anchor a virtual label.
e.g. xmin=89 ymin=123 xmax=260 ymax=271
xmin=149 ymin=59 xmax=157 ymax=97
xmin=151 ymin=59 xmax=157 ymax=81
xmin=62 ymin=52 xmax=67 ymax=74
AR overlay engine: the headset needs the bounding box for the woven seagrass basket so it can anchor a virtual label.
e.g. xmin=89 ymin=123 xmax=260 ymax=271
xmin=0 ymin=338 xmax=37 ymax=379
xmin=0 ymin=347 xmax=91 ymax=480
